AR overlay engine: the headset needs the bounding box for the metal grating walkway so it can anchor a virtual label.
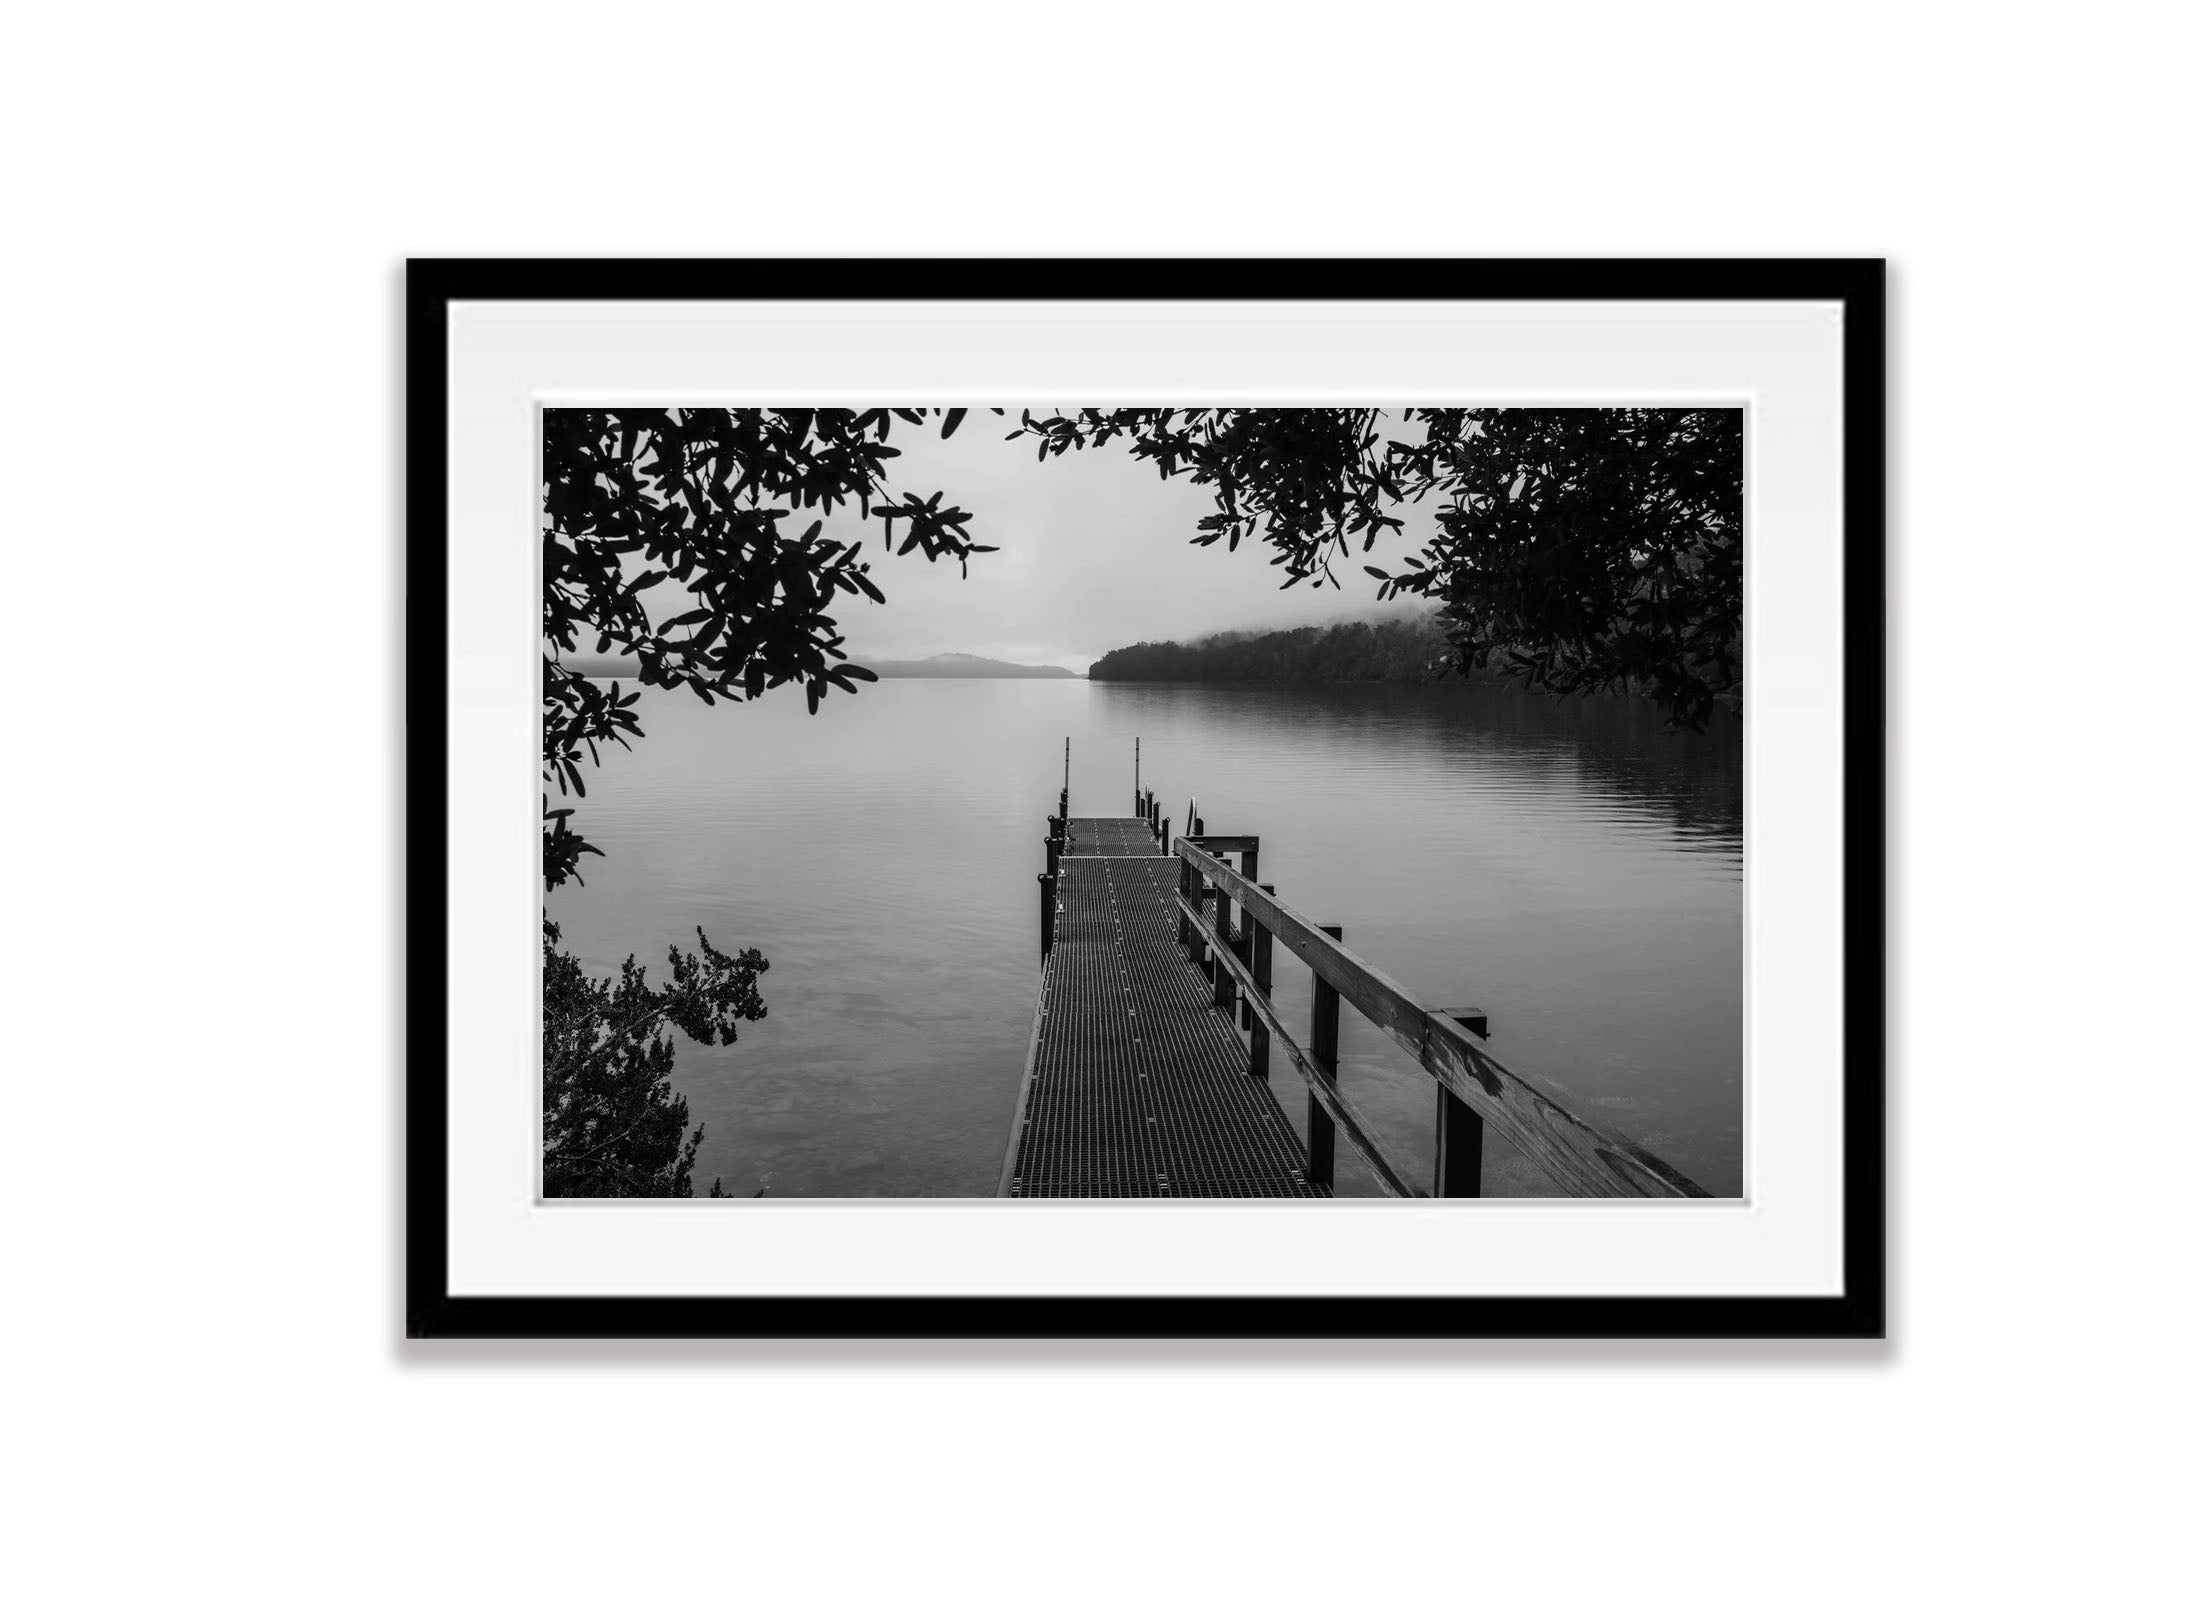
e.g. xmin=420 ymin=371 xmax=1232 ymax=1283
xmin=1062 ymin=815 xmax=1162 ymax=857
xmin=1003 ymin=818 xmax=1324 ymax=1198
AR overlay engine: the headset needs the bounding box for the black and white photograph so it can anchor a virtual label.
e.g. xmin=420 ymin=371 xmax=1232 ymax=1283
xmin=539 ymin=406 xmax=1743 ymax=1204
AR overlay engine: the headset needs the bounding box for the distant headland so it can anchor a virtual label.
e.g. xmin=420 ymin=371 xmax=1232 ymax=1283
xmin=855 ymin=652 xmax=1080 ymax=679
xmin=1086 ymin=616 xmax=1458 ymax=684
xmin=559 ymin=650 xmax=1081 ymax=680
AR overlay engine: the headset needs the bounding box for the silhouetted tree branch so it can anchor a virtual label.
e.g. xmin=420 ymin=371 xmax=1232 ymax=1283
xmin=542 ymin=407 xmax=995 ymax=889
xmin=542 ymin=919 xmax=767 ymax=1199
xmin=538 ymin=407 xmax=994 ymax=1196
xmin=1009 ymin=408 xmax=1741 ymax=729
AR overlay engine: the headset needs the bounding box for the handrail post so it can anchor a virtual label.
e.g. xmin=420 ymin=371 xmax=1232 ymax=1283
xmin=1247 ymin=885 xmax=1276 ymax=1078
xmin=1194 ymin=868 xmax=1213 ymax=977
xmin=1234 ymin=844 xmax=1261 ymax=1028
xmin=1307 ymin=923 xmax=1344 ymax=1188
xmin=1176 ymin=855 xmax=1193 ymax=946
xmin=1210 ymin=861 xmax=1236 ymax=1014
xmin=1037 ymin=871 xmax=1056 ymax=960
xmin=1434 ymin=1007 xmax=1489 ymax=1197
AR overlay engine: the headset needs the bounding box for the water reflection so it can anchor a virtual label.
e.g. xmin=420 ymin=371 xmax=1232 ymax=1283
xmin=553 ymin=678 xmax=1743 ymax=1198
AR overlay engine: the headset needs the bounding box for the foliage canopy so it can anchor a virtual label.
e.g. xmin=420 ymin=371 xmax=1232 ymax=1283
xmin=1007 ymin=407 xmax=1742 ymax=730
xmin=542 ymin=406 xmax=993 ymax=889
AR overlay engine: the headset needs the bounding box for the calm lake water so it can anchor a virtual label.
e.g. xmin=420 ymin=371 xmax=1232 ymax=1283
xmin=551 ymin=679 xmax=1743 ymax=1198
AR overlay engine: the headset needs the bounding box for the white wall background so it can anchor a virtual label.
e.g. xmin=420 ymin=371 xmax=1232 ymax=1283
xmin=4 ymin=3 xmax=2192 ymax=1596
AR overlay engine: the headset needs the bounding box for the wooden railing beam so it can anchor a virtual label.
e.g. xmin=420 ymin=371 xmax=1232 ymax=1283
xmin=1175 ymin=891 xmax=1419 ymax=1198
xmin=1175 ymin=838 xmax=1709 ymax=1200
xmin=1180 ymin=833 xmax=1259 ymax=854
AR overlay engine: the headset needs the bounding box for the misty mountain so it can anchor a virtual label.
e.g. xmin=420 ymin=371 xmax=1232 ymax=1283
xmin=855 ymin=652 xmax=1079 ymax=679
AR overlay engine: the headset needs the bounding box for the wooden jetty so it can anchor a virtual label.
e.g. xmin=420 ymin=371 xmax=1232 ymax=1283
xmin=1000 ymin=743 xmax=1710 ymax=1200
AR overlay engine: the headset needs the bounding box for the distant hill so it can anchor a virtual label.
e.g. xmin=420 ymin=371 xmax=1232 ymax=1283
xmin=557 ymin=653 xmax=639 ymax=678
xmin=855 ymin=652 xmax=1079 ymax=679
xmin=555 ymin=650 xmax=1078 ymax=680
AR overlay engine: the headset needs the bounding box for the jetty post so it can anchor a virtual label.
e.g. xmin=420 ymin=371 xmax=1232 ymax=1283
xmin=1247 ymin=886 xmax=1276 ymax=1077
xmin=1433 ymin=1007 xmax=1490 ymax=1196
xmin=1306 ymin=924 xmax=1344 ymax=1188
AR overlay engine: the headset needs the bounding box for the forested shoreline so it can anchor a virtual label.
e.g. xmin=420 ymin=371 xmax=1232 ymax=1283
xmin=1087 ymin=615 xmax=1475 ymax=684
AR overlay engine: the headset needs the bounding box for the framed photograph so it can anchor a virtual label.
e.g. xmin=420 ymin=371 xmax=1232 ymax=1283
xmin=407 ymin=258 xmax=1883 ymax=1337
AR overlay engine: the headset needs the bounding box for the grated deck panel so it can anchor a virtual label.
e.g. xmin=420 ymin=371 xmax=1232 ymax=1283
xmin=1007 ymin=819 xmax=1323 ymax=1198
xmin=1062 ymin=815 xmax=1167 ymax=857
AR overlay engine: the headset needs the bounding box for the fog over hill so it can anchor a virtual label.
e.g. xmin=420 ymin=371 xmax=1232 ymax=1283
xmin=855 ymin=652 xmax=1078 ymax=679
xmin=1087 ymin=613 xmax=1461 ymax=684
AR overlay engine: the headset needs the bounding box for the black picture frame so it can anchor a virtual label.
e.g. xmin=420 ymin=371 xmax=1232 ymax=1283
xmin=407 ymin=258 xmax=1885 ymax=1339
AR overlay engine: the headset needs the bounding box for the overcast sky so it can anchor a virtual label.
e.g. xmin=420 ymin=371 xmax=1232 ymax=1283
xmin=809 ymin=413 xmax=1440 ymax=671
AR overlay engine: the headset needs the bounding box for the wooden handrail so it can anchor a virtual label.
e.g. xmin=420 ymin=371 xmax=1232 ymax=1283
xmin=1178 ymin=833 xmax=1259 ymax=854
xmin=1175 ymin=887 xmax=1420 ymax=1197
xmin=1175 ymin=838 xmax=1710 ymax=1199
